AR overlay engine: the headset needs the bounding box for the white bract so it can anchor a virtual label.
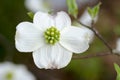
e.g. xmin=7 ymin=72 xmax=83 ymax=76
xmin=79 ymin=9 xmax=98 ymax=27
xmin=80 ymin=27 xmax=94 ymax=43
xmin=15 ymin=11 xmax=92 ymax=69
xmin=114 ymin=38 xmax=120 ymax=54
xmin=0 ymin=62 xmax=36 ymax=80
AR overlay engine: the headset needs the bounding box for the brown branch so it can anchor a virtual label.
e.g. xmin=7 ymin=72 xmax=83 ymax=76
xmin=73 ymin=52 xmax=114 ymax=59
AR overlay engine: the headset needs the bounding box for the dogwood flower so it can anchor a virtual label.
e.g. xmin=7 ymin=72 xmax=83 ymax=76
xmin=15 ymin=11 xmax=92 ymax=69
xmin=79 ymin=9 xmax=98 ymax=27
xmin=0 ymin=62 xmax=36 ymax=80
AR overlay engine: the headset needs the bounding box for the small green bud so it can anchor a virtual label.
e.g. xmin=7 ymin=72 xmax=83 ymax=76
xmin=51 ymin=27 xmax=55 ymax=31
xmin=87 ymin=2 xmax=101 ymax=19
xmin=44 ymin=35 xmax=48 ymax=38
xmin=45 ymin=40 xmax=49 ymax=43
xmin=55 ymin=35 xmax=58 ymax=38
xmin=47 ymin=37 xmax=51 ymax=40
xmin=27 ymin=12 xmax=34 ymax=19
xmin=66 ymin=0 xmax=78 ymax=19
xmin=49 ymin=40 xmax=54 ymax=44
xmin=46 ymin=31 xmax=50 ymax=35
xmin=51 ymin=37 xmax=54 ymax=40
xmin=114 ymin=63 xmax=120 ymax=80
xmin=51 ymin=32 xmax=54 ymax=35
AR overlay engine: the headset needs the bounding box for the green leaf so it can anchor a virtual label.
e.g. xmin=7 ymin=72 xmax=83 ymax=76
xmin=114 ymin=63 xmax=120 ymax=80
xmin=116 ymin=75 xmax=120 ymax=80
xmin=114 ymin=63 xmax=120 ymax=74
xmin=66 ymin=0 xmax=78 ymax=19
xmin=27 ymin=12 xmax=34 ymax=19
xmin=87 ymin=2 xmax=101 ymax=19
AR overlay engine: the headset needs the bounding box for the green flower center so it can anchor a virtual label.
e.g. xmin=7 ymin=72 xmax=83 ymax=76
xmin=5 ymin=72 xmax=13 ymax=80
xmin=44 ymin=27 xmax=60 ymax=45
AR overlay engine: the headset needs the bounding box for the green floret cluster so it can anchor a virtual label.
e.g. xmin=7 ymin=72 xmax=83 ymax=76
xmin=44 ymin=27 xmax=60 ymax=45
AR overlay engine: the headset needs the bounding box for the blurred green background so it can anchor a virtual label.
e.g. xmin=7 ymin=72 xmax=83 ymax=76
xmin=0 ymin=0 xmax=120 ymax=80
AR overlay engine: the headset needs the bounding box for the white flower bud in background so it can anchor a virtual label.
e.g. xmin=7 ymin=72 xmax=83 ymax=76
xmin=113 ymin=38 xmax=120 ymax=54
xmin=25 ymin=0 xmax=50 ymax=12
xmin=116 ymin=38 xmax=120 ymax=52
xmin=79 ymin=9 xmax=98 ymax=27
xmin=78 ymin=9 xmax=98 ymax=43
xmin=25 ymin=0 xmax=98 ymax=12
xmin=0 ymin=62 xmax=36 ymax=80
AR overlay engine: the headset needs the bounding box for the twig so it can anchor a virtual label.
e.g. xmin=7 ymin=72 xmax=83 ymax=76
xmin=73 ymin=52 xmax=114 ymax=59
xmin=91 ymin=20 xmax=94 ymax=28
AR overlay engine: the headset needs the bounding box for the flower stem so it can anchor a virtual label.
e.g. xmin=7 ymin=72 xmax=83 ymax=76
xmin=73 ymin=52 xmax=113 ymax=59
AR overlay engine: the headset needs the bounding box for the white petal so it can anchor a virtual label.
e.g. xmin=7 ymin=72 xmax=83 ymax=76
xmin=116 ymin=38 xmax=120 ymax=52
xmin=32 ymin=44 xmax=72 ymax=69
xmin=0 ymin=62 xmax=15 ymax=76
xmin=14 ymin=65 xmax=36 ymax=80
xmin=79 ymin=9 xmax=98 ymax=26
xmin=80 ymin=26 xmax=94 ymax=43
xmin=0 ymin=62 xmax=36 ymax=80
xmin=15 ymin=22 xmax=45 ymax=52
xmin=55 ymin=11 xmax=71 ymax=30
xmin=33 ymin=11 xmax=54 ymax=31
xmin=25 ymin=0 xmax=49 ymax=12
xmin=60 ymin=26 xmax=89 ymax=53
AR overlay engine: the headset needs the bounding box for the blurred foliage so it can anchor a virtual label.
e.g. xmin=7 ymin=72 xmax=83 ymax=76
xmin=114 ymin=25 xmax=120 ymax=36
xmin=114 ymin=63 xmax=120 ymax=80
xmin=87 ymin=2 xmax=101 ymax=19
xmin=27 ymin=12 xmax=34 ymax=19
xmin=67 ymin=0 xmax=78 ymax=19
xmin=66 ymin=58 xmax=102 ymax=80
